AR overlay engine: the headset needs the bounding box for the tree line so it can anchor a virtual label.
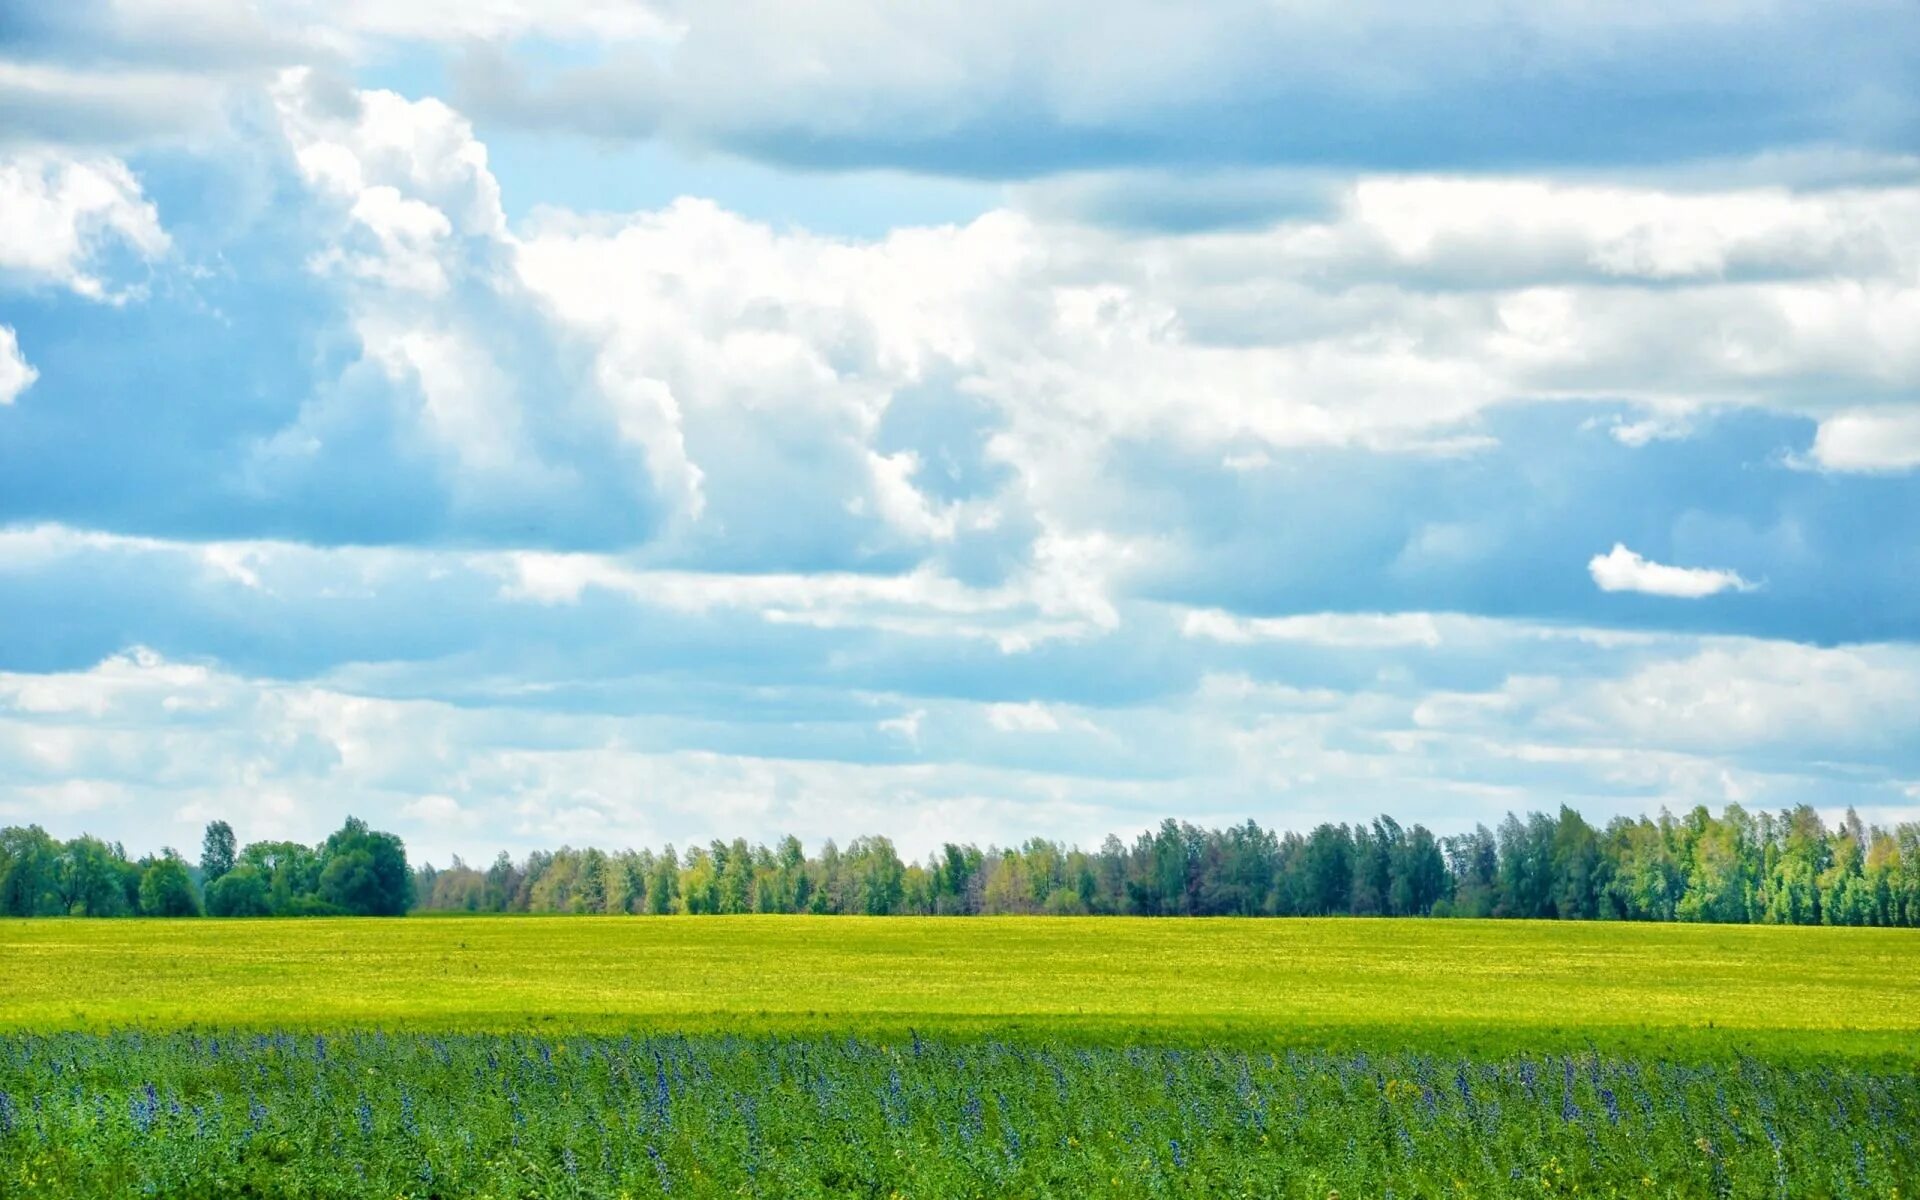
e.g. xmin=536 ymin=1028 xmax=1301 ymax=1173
xmin=0 ymin=817 xmax=411 ymax=918
xmin=416 ymin=803 xmax=1920 ymax=926
xmin=7 ymin=803 xmax=1919 ymax=926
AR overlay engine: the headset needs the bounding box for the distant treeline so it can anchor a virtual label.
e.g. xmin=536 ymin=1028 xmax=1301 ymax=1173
xmin=0 ymin=817 xmax=410 ymax=918
xmin=10 ymin=804 xmax=1920 ymax=926
xmin=417 ymin=804 xmax=1920 ymax=926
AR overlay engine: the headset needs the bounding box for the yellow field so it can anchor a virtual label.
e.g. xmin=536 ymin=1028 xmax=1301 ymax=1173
xmin=5 ymin=915 xmax=1917 ymax=1059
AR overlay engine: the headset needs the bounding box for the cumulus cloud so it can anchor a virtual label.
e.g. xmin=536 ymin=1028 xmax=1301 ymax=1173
xmin=1588 ymin=544 xmax=1757 ymax=599
xmin=0 ymin=326 xmax=36 ymax=404
xmin=10 ymin=79 xmax=1920 ymax=577
xmin=0 ymin=152 xmax=168 ymax=298
xmin=3 ymin=2 xmax=1920 ymax=856
xmin=1807 ymin=410 xmax=1920 ymax=473
xmin=7 ymin=623 xmax=1915 ymax=862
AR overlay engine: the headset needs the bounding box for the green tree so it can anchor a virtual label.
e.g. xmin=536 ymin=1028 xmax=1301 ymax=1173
xmin=242 ymin=841 xmax=324 ymax=915
xmin=138 ymin=855 xmax=201 ymax=917
xmin=206 ymin=865 xmax=273 ymax=917
xmin=646 ymin=847 xmax=679 ymax=915
xmin=1550 ymin=807 xmax=1604 ymax=920
xmin=1301 ymin=824 xmax=1352 ymax=916
xmin=1678 ymin=806 xmax=1753 ymax=924
xmin=0 ymin=825 xmax=62 ymax=916
xmin=200 ymin=821 xmax=237 ymax=886
xmin=56 ymin=835 xmax=133 ymax=916
xmin=1390 ymin=824 xmax=1448 ymax=916
xmin=317 ymin=817 xmax=412 ymax=916
xmin=1497 ymin=813 xmax=1556 ymax=918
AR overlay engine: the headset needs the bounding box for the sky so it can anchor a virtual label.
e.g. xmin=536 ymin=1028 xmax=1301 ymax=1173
xmin=1 ymin=1 xmax=1918 ymax=867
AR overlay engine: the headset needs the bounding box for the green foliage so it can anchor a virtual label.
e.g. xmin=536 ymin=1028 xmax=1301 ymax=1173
xmin=204 ymin=866 xmax=271 ymax=918
xmin=198 ymin=820 xmax=236 ymax=886
xmin=15 ymin=801 xmax=1920 ymax=930
xmin=411 ymin=802 xmax=1920 ymax=927
xmin=318 ymin=817 xmax=412 ymax=917
xmin=136 ymin=856 xmax=200 ymax=918
xmin=53 ymin=836 xmax=132 ymax=917
xmin=0 ymin=816 xmax=411 ymax=921
xmin=1 ymin=1030 xmax=1914 ymax=1198
xmin=0 ymin=826 xmax=61 ymax=917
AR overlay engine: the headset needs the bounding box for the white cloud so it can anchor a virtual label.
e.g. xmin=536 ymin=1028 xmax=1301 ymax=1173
xmin=1588 ymin=544 xmax=1756 ymax=599
xmin=0 ymin=61 xmax=236 ymax=150
xmin=0 ymin=326 xmax=36 ymax=404
xmin=506 ymin=167 xmax=1920 ymax=575
xmin=985 ymin=702 xmax=1062 ymax=733
xmin=444 ymin=1 xmax=1912 ymax=183
xmin=1574 ymin=641 xmax=1920 ymax=753
xmin=3 ymin=611 xmax=1916 ymax=863
xmin=195 ymin=78 xmax=1920 ymax=592
xmin=878 ymin=709 xmax=925 ymax=745
xmin=1183 ymin=609 xmax=1444 ymax=648
xmin=1807 ymin=409 xmax=1920 ymax=473
xmin=492 ymin=549 xmax=1113 ymax=652
xmin=273 ymin=0 xmax=679 ymax=45
xmin=0 ymin=153 xmax=168 ymax=299
xmin=399 ymin=793 xmax=480 ymax=828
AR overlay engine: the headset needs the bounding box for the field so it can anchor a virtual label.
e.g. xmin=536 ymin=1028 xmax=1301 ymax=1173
xmin=3 ymin=916 xmax=1918 ymax=1057
xmin=3 ymin=917 xmax=1917 ymax=1196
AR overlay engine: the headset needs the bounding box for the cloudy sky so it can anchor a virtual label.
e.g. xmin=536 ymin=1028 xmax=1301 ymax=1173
xmin=1 ymin=1 xmax=1918 ymax=866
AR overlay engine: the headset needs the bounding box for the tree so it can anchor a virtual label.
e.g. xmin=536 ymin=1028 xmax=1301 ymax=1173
xmin=206 ymin=865 xmax=272 ymax=917
xmin=1498 ymin=813 xmax=1556 ymax=918
xmin=646 ymin=847 xmax=679 ymax=915
xmin=200 ymin=821 xmax=237 ymax=886
xmin=1444 ymin=826 xmax=1500 ymax=918
xmin=56 ymin=835 xmax=132 ymax=916
xmin=1390 ymin=825 xmax=1448 ymax=916
xmin=1678 ymin=806 xmax=1752 ymax=924
xmin=242 ymin=840 xmax=323 ymax=914
xmin=139 ymin=855 xmax=201 ymax=917
xmin=317 ymin=817 xmax=412 ymax=916
xmin=1301 ymin=824 xmax=1352 ymax=916
xmin=0 ymin=825 xmax=61 ymax=916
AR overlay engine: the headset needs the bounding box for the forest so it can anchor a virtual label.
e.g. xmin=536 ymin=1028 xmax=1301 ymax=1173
xmin=0 ymin=817 xmax=410 ymax=918
xmin=418 ymin=802 xmax=1919 ymax=926
xmin=7 ymin=803 xmax=1919 ymax=926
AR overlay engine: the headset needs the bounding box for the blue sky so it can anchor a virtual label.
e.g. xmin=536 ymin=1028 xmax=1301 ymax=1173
xmin=1 ymin=1 xmax=1918 ymax=864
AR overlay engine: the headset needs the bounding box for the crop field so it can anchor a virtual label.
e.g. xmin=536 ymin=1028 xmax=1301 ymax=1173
xmin=2 ymin=917 xmax=1917 ymax=1196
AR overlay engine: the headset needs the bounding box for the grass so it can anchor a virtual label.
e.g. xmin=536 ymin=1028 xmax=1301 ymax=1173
xmin=7 ymin=1030 xmax=1916 ymax=1197
xmin=3 ymin=915 xmax=1917 ymax=1061
xmin=6 ymin=917 xmax=1918 ymax=1195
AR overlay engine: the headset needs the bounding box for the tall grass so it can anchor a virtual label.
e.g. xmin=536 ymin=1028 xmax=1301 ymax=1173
xmin=2 ymin=1030 xmax=1913 ymax=1197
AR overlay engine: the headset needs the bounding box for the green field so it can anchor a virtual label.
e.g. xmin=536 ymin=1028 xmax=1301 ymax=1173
xmin=6 ymin=917 xmax=1920 ymax=1196
xmin=4 ymin=915 xmax=1916 ymax=1059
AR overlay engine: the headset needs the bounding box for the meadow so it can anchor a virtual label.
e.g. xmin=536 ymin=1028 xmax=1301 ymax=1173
xmin=3 ymin=916 xmax=1918 ymax=1057
xmin=2 ymin=917 xmax=1917 ymax=1196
